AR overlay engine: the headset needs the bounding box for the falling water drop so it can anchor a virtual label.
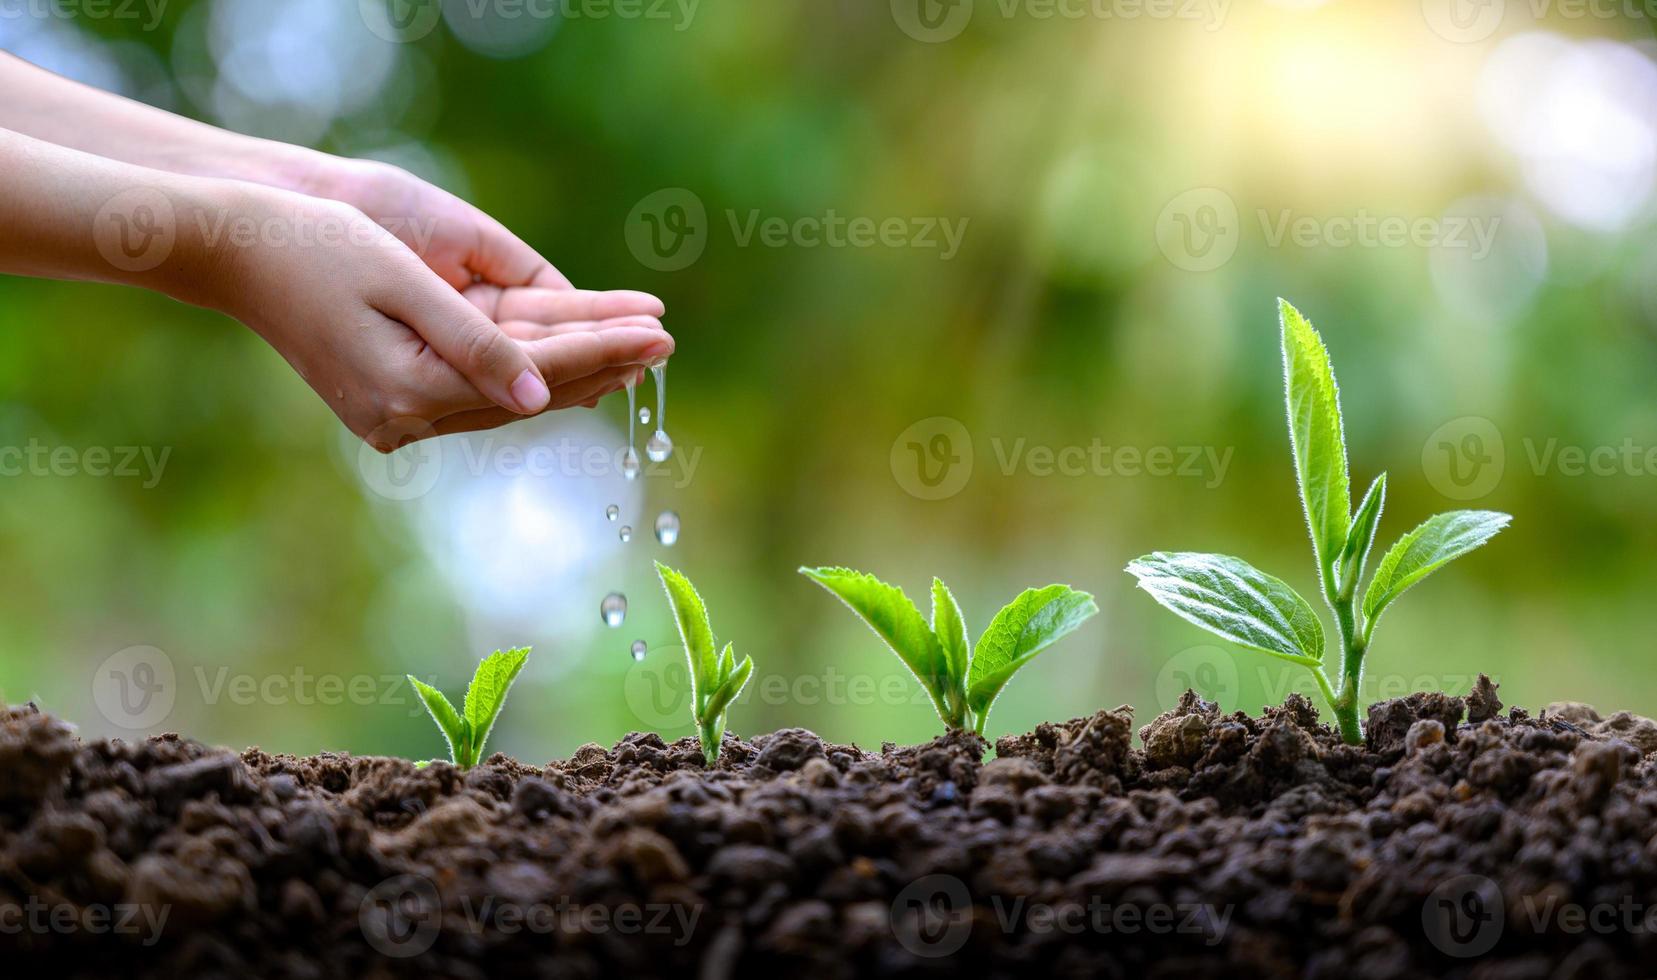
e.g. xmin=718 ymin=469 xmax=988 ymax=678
xmin=619 ymin=525 xmax=632 ymax=543
xmin=630 ymin=640 xmax=647 ymax=662
xmin=621 ymin=377 xmax=640 ymax=480
xmin=645 ymin=430 xmax=673 ymax=463
xmin=646 ymin=360 xmax=672 ymax=463
xmin=601 ymin=593 xmax=627 ymax=628
xmin=606 ymin=504 xmax=619 ymax=522
xmin=638 ymin=406 xmax=651 ymax=426
xmin=654 ymin=510 xmax=680 ymax=546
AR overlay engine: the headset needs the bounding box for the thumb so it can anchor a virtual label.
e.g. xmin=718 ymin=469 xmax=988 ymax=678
xmin=376 ymin=269 xmax=551 ymax=415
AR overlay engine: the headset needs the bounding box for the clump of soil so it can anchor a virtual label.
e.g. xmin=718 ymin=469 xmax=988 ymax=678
xmin=4 ymin=678 xmax=1656 ymax=978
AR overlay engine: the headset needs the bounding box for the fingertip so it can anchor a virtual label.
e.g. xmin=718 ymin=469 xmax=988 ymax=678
xmin=510 ymin=368 xmax=552 ymax=414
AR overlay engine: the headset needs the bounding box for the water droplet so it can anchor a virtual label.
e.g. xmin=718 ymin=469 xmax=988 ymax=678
xmin=606 ymin=504 xmax=619 ymax=522
xmin=646 ymin=430 xmax=673 ymax=463
xmin=646 ymin=361 xmax=671 ymax=463
xmin=619 ymin=525 xmax=632 ymax=543
xmin=601 ymin=593 xmax=627 ymax=628
xmin=638 ymin=406 xmax=651 ymax=425
xmin=621 ymin=448 xmax=640 ymax=481
xmin=630 ymin=640 xmax=647 ymax=662
xmin=655 ymin=510 xmax=680 ymax=546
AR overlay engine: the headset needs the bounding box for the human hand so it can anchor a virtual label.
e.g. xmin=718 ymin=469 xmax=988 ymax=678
xmin=197 ymin=183 xmax=673 ymax=447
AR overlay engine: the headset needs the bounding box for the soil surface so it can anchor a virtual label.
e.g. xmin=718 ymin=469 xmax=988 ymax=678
xmin=4 ymin=679 xmax=1657 ymax=978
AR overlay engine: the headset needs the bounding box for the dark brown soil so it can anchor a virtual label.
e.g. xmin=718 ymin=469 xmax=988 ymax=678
xmin=5 ymin=678 xmax=1657 ymax=979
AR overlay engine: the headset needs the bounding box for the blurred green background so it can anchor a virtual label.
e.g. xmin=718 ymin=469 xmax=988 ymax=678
xmin=3 ymin=1 xmax=1655 ymax=760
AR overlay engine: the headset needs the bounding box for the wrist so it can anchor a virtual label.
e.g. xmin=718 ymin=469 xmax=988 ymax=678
xmin=142 ymin=177 xmax=282 ymax=316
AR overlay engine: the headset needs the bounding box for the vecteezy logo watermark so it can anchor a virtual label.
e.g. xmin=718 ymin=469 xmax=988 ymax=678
xmin=1423 ymin=874 xmax=1504 ymax=957
xmin=1423 ymin=417 xmax=1657 ymax=501
xmin=358 ymin=0 xmax=443 ymax=42
xmin=0 ymin=897 xmax=171 ymax=946
xmin=1156 ymin=188 xmax=1504 ymax=272
xmin=891 ymin=0 xmax=1231 ymax=43
xmin=625 ymin=649 xmax=693 ymax=731
xmin=626 ymin=189 xmax=969 ymax=270
xmin=0 ymin=441 xmax=171 ymax=488
xmin=1421 ymin=0 xmax=1505 ymax=43
xmin=1423 ymin=416 xmax=1505 ymax=502
xmin=360 ymin=874 xmax=443 ymax=958
xmin=890 ymin=417 xmax=975 ymax=501
xmin=92 ymin=645 xmax=176 ymax=731
xmin=891 ymin=418 xmax=1233 ymax=501
xmin=0 ymin=0 xmax=168 ymax=29
xmin=890 ymin=0 xmax=974 ymax=42
xmin=890 ymin=875 xmax=974 ymax=957
xmin=1154 ymin=645 xmax=1241 ymax=710
xmin=93 ymin=187 xmax=177 ymax=274
xmin=626 ymin=188 xmax=709 ymax=272
xmin=1155 ymin=188 xmax=1241 ymax=273
xmin=358 ymin=417 xmax=443 ymax=502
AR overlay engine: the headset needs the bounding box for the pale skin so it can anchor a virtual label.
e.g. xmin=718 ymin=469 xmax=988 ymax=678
xmin=0 ymin=54 xmax=672 ymax=449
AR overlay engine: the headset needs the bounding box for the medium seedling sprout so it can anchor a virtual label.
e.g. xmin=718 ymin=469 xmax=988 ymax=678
xmin=656 ymin=562 xmax=755 ymax=765
xmin=408 ymin=647 xmax=530 ymax=769
xmin=799 ymin=566 xmax=1096 ymax=736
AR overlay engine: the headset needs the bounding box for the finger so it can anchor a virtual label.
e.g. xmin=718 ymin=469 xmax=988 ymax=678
xmin=493 ymin=287 xmax=666 ymax=324
xmin=374 ymin=267 xmax=551 ymax=416
xmin=412 ymin=326 xmax=664 ymax=416
xmin=521 ymin=326 xmax=674 ymax=387
xmin=431 ymin=368 xmax=635 ymax=437
xmin=499 ymin=314 xmax=664 ymax=342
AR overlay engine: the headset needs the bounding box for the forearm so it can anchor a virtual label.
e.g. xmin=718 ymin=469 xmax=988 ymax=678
xmin=0 ymin=52 xmax=323 ymax=192
xmin=0 ymin=126 xmax=242 ymax=311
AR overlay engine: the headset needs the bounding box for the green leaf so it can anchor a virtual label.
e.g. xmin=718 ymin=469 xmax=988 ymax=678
xmin=1363 ymin=511 xmax=1511 ymax=641
xmin=1280 ymin=299 xmax=1351 ymax=588
xmin=703 ymin=652 xmax=754 ymax=721
xmin=409 ymin=676 xmax=465 ymax=765
xmin=799 ymin=566 xmax=951 ymax=721
xmin=1126 ymin=552 xmax=1325 ymax=665
xmin=657 ymin=562 xmax=718 ymax=707
xmin=964 ymin=585 xmax=1097 ymax=726
xmin=458 ymin=647 xmax=529 ymax=766
xmin=931 ymin=578 xmax=970 ymax=690
xmin=1338 ymin=473 xmax=1387 ymax=596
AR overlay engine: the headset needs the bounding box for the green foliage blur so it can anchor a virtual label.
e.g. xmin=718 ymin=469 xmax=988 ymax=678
xmin=3 ymin=2 xmax=1655 ymax=761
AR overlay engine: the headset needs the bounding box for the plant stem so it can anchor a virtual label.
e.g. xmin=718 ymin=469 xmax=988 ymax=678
xmin=1324 ymin=575 xmax=1366 ymax=746
xmin=698 ymin=717 xmax=722 ymax=766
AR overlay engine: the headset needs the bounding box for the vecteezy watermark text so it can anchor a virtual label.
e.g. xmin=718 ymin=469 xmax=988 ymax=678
xmin=0 ymin=897 xmax=170 ymax=946
xmin=889 ymin=416 xmax=1232 ymax=501
xmin=0 ymin=441 xmax=170 ymax=488
xmin=358 ymin=431 xmax=704 ymax=502
xmin=0 ymin=0 xmax=167 ymax=30
xmin=890 ymin=0 xmax=1232 ymax=43
xmin=1155 ymin=189 xmax=1504 ymax=272
xmin=625 ymin=188 xmax=968 ymax=271
xmin=358 ymin=874 xmax=703 ymax=959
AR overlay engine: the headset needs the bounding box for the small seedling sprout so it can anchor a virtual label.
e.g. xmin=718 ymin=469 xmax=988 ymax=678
xmin=799 ymin=567 xmax=1097 ymax=736
xmin=407 ymin=647 xmax=530 ymax=769
xmin=655 ymin=562 xmax=755 ymax=765
xmin=1126 ymin=300 xmax=1510 ymax=744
